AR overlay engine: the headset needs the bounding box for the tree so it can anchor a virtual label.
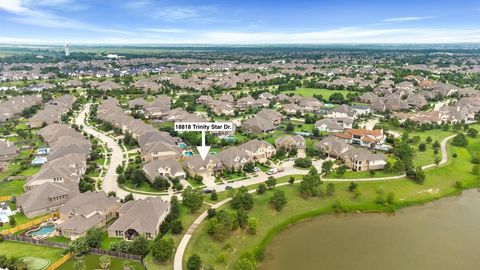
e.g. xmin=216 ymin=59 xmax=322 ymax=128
xmin=210 ymin=189 xmax=218 ymax=201
xmin=170 ymin=219 xmax=184 ymax=234
xmin=288 ymin=176 xmax=295 ymax=184
xmin=321 ymin=160 xmax=334 ymax=175
xmin=300 ymin=170 xmax=321 ymax=198
xmin=265 ymin=177 xmax=277 ymax=189
xmin=231 ymin=186 xmax=254 ymax=210
xmin=326 ymin=183 xmax=335 ymax=196
xmin=243 ymin=161 xmax=255 ymax=173
xmin=107 ymin=191 xmax=117 ymax=197
xmin=152 ymin=177 xmax=170 ymax=191
xmin=335 ymin=165 xmax=347 ymax=176
xmin=467 ymin=127 xmax=478 ymax=138
xmin=85 ymin=228 xmax=103 ymax=248
xmin=123 ymin=193 xmax=134 ymax=203
xmin=329 ymin=92 xmax=346 ymax=104
xmin=432 ymin=140 xmax=440 ymax=149
xmin=256 ymin=183 xmax=267 ymax=194
xmin=8 ymin=216 xmax=16 ymax=227
xmin=426 ymin=136 xmax=432 ymax=143
xmin=131 ymin=235 xmax=149 ymax=256
xmin=348 ymin=182 xmax=358 ymax=193
xmin=473 ymin=164 xmax=480 ymax=175
xmin=236 ymin=208 xmax=249 ymax=229
xmin=451 ymin=133 xmax=468 ymax=147
xmin=387 ymin=192 xmax=395 ymax=204
xmin=285 ymin=122 xmax=294 ymax=132
xmin=247 ymin=217 xmax=257 ymax=235
xmin=187 ymin=254 xmax=203 ymax=270
xmin=151 ymin=238 xmax=174 ymax=262
xmin=234 ymin=252 xmax=257 ymax=270
xmin=269 ymin=190 xmax=287 ymax=211
xmin=99 ymin=255 xmax=111 ymax=270
xmin=418 ymin=143 xmax=426 ymax=152
xmin=69 ymin=237 xmax=89 ymax=256
xmin=294 ymin=158 xmax=312 ymax=168
xmin=182 ymin=187 xmax=204 ymax=213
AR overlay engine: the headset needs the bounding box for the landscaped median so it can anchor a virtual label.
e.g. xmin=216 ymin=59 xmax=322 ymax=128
xmin=182 ymin=135 xmax=480 ymax=270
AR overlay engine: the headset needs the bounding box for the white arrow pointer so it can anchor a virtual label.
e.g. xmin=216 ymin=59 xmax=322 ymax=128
xmin=196 ymin=130 xmax=211 ymax=161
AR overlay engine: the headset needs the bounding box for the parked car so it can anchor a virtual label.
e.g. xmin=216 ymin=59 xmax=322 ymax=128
xmin=267 ymin=168 xmax=278 ymax=175
xmin=203 ymin=189 xmax=213 ymax=194
xmin=225 ymin=185 xmax=233 ymax=190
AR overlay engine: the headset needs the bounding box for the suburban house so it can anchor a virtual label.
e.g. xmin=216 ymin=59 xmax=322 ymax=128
xmin=16 ymin=181 xmax=80 ymax=218
xmin=315 ymin=118 xmax=353 ymax=132
xmin=0 ymin=140 xmax=18 ymax=162
xmin=27 ymin=94 xmax=76 ymax=128
xmin=107 ymin=197 xmax=170 ymax=240
xmin=215 ymin=147 xmax=252 ymax=170
xmin=140 ymin=141 xmax=183 ymax=162
xmin=282 ymin=103 xmax=301 ymax=115
xmin=241 ymin=115 xmax=276 ymax=134
xmin=0 ymin=95 xmax=42 ymax=123
xmin=274 ymin=135 xmax=306 ymax=157
xmin=257 ymin=108 xmax=285 ymax=125
xmin=316 ymin=136 xmax=386 ymax=172
xmin=182 ymin=155 xmax=223 ymax=178
xmin=143 ymin=159 xmax=186 ymax=182
xmin=236 ymin=96 xmax=255 ymax=110
xmin=239 ymin=139 xmax=276 ymax=163
xmin=334 ymin=129 xmax=385 ymax=148
xmin=57 ymin=192 xmax=121 ymax=239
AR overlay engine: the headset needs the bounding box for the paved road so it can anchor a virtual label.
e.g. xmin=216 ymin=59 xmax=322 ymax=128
xmin=75 ymin=104 xmax=150 ymax=199
xmin=173 ymin=133 xmax=456 ymax=270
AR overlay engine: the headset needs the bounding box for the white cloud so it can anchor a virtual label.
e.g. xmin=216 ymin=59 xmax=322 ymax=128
xmin=0 ymin=0 xmax=128 ymax=34
xmin=382 ymin=16 xmax=436 ymax=22
xmin=2 ymin=27 xmax=480 ymax=45
xmin=140 ymin=28 xmax=186 ymax=33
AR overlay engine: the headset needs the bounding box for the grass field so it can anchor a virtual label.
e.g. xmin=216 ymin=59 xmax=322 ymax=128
xmin=0 ymin=241 xmax=64 ymax=265
xmin=184 ymin=135 xmax=480 ymax=269
xmin=58 ymin=254 xmax=143 ymax=270
xmin=0 ymin=179 xmax=25 ymax=196
xmin=285 ymin=88 xmax=356 ymax=100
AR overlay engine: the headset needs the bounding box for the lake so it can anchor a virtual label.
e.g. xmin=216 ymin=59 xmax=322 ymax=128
xmin=260 ymin=190 xmax=480 ymax=270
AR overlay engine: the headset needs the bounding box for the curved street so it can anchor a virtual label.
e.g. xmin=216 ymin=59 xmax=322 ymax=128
xmin=173 ymin=133 xmax=456 ymax=270
xmin=75 ymin=103 xmax=150 ymax=199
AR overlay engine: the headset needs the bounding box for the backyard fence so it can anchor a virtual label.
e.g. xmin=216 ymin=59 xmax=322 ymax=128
xmin=0 ymin=196 xmax=11 ymax=202
xmin=47 ymin=252 xmax=73 ymax=270
xmin=2 ymin=234 xmax=69 ymax=249
xmin=0 ymin=212 xmax=58 ymax=235
xmin=90 ymin=248 xmax=143 ymax=262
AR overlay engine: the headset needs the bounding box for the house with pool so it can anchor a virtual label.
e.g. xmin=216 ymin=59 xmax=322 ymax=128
xmin=57 ymin=191 xmax=121 ymax=239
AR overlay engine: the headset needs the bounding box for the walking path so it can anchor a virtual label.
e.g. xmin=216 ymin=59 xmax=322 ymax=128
xmin=173 ymin=133 xmax=455 ymax=270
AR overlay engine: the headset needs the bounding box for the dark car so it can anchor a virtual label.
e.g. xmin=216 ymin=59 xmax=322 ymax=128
xmin=225 ymin=185 xmax=233 ymax=190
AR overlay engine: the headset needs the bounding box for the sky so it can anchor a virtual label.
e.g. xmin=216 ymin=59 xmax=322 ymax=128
xmin=0 ymin=0 xmax=479 ymax=45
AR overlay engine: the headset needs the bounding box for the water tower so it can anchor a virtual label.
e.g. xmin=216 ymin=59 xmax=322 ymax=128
xmin=64 ymin=43 xmax=70 ymax=57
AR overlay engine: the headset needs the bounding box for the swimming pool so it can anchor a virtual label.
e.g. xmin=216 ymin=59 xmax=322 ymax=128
xmin=183 ymin=151 xmax=193 ymax=157
xmin=178 ymin=143 xmax=187 ymax=149
xmin=26 ymin=224 xmax=55 ymax=237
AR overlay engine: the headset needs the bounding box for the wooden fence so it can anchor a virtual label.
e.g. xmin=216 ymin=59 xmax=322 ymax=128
xmin=0 ymin=196 xmax=11 ymax=202
xmin=0 ymin=212 xmax=58 ymax=235
xmin=47 ymin=252 xmax=73 ymax=270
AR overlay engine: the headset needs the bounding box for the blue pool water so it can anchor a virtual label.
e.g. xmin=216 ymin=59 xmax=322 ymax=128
xmin=26 ymin=225 xmax=55 ymax=237
xmin=183 ymin=151 xmax=193 ymax=156
xmin=178 ymin=143 xmax=187 ymax=149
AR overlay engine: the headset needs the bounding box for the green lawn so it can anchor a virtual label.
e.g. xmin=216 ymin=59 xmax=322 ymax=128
xmin=285 ymin=88 xmax=356 ymax=100
xmin=100 ymin=237 xmax=119 ymax=250
xmin=184 ymin=136 xmax=480 ymax=269
xmin=0 ymin=179 xmax=25 ymax=196
xmin=18 ymin=166 xmax=41 ymax=177
xmin=46 ymin=235 xmax=71 ymax=244
xmin=0 ymin=212 xmax=30 ymax=230
xmin=0 ymin=163 xmax=21 ymax=181
xmin=144 ymin=204 xmax=210 ymax=270
xmin=58 ymin=254 xmax=143 ymax=270
xmin=0 ymin=241 xmax=64 ymax=264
